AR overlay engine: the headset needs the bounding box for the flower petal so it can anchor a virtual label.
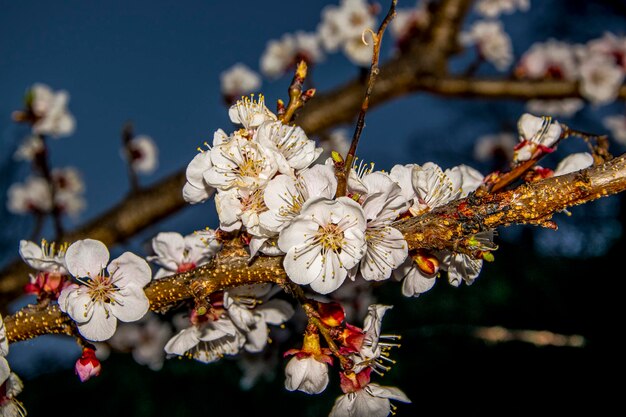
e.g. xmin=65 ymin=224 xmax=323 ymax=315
xmin=108 ymin=251 xmax=152 ymax=288
xmin=77 ymin=303 xmax=118 ymax=341
xmin=65 ymin=239 xmax=110 ymax=278
xmin=110 ymin=284 xmax=149 ymax=322
xmin=164 ymin=327 xmax=200 ymax=355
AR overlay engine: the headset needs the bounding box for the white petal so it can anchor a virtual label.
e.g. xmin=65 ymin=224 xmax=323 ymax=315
xmin=109 ymin=284 xmax=150 ymax=322
xmin=284 ymin=356 xmax=329 ymax=394
xmin=243 ymin=320 xmax=269 ymax=352
xmin=58 ymin=284 xmax=94 ymax=323
xmin=18 ymin=240 xmax=43 ymax=269
xmin=256 ymin=299 xmax=294 ymax=324
xmin=164 ymin=327 xmax=200 ymax=355
xmin=186 ymin=151 xmax=212 ymax=188
xmin=65 ymin=239 xmax=110 ymax=278
xmin=309 ymin=252 xmax=346 ymax=294
xmin=283 ymin=245 xmax=323 ymax=286
xmin=368 ymin=383 xmax=412 ymax=403
xmin=329 ymin=394 xmax=355 ymax=417
xmin=0 ymin=357 xmax=10 ymax=385
xmin=553 ymin=152 xmax=593 ymax=176
xmin=149 ymin=232 xmax=185 ymax=270
xmin=183 ymin=181 xmax=211 ymax=204
xmin=108 ymin=251 xmax=152 ymax=288
xmin=77 ymin=303 xmax=118 ymax=341
xmin=400 ymin=262 xmax=437 ymax=297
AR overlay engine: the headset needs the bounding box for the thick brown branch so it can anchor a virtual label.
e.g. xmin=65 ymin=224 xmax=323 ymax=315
xmin=6 ymin=152 xmax=626 ymax=344
xmin=417 ymin=76 xmax=626 ymax=100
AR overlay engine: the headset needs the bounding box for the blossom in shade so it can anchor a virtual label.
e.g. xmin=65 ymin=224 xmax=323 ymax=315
xmin=58 ymin=239 xmax=151 ymax=342
xmin=147 ymin=230 xmax=221 ymax=279
xmin=459 ymin=20 xmax=513 ymax=71
xmin=513 ymin=113 xmax=562 ymax=163
xmin=125 ymin=135 xmax=159 ymax=174
xmin=278 ymin=197 xmax=367 ymax=294
xmin=1 ymin=314 xmax=26 ymax=417
xmin=220 ymin=63 xmax=262 ymax=102
xmin=75 ymin=347 xmax=101 ymax=382
xmin=586 ymin=32 xmax=626 ymax=71
xmin=284 ymin=332 xmax=333 ymax=394
xmin=390 ymin=2 xmax=430 ymax=51
xmin=330 ymin=369 xmax=411 ymax=417
xmin=578 ymin=52 xmax=625 ymax=105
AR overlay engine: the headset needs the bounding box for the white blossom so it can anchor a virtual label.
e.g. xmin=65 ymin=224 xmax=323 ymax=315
xmin=394 ymin=256 xmax=438 ymax=297
xmin=553 ymin=153 xmax=593 ymax=177
xmin=125 ymin=135 xmax=159 ymax=174
xmin=205 ymin=136 xmax=278 ymax=191
xmin=58 ymin=239 xmax=151 ymax=342
xmin=443 ymin=252 xmax=483 ymax=287
xmin=228 ymin=95 xmax=277 ymax=131
xmin=256 ymin=121 xmax=323 ymax=175
xmin=1 ymin=315 xmax=25 ymax=417
xmin=329 ymin=383 xmax=411 ymax=417
xmin=320 ymin=129 xmax=351 ymax=161
xmin=578 ymin=53 xmax=625 ymax=105
xmin=525 ymin=99 xmax=585 ymax=118
xmin=284 ymin=355 xmax=329 ymax=394
xmin=459 ymin=20 xmax=513 ymax=71
xmin=603 ymin=114 xmax=626 ymax=145
xmin=358 ymin=172 xmax=408 ymax=282
xmin=411 ymin=162 xmax=462 ymax=215
xmin=147 ymin=230 xmax=220 ymax=279
xmin=587 ymin=32 xmax=626 ymax=71
xmin=390 ymin=3 xmax=429 ymax=42
xmin=260 ymin=32 xmax=323 ymax=78
xmin=350 ymin=304 xmax=400 ymax=374
xmin=513 ymin=113 xmax=562 ymax=163
xmin=183 ymin=148 xmax=215 ymax=204
xmin=13 ymin=135 xmax=44 ymax=161
xmin=29 ymin=83 xmax=76 ymax=138
xmin=516 ymin=39 xmax=579 ymax=80
xmin=475 ymin=0 xmax=530 ymax=18
xmin=278 ymin=197 xmax=367 ymax=294
xmin=473 ymin=133 xmax=516 ymax=163
xmin=19 ymin=239 xmax=68 ymax=274
xmin=260 ymin=164 xmax=337 ymax=234
xmin=220 ymin=63 xmax=262 ymax=98
xmin=6 ymin=176 xmax=52 ymax=214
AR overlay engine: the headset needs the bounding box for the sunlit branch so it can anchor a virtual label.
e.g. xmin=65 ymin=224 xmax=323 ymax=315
xmin=6 ymin=152 xmax=626 ymax=343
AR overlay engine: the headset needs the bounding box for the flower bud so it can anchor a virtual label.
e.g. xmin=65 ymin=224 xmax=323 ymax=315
xmin=75 ymin=348 xmax=101 ymax=382
xmin=412 ymin=251 xmax=439 ymax=276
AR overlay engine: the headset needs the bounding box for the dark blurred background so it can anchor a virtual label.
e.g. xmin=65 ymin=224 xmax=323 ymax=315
xmin=1 ymin=0 xmax=624 ymax=415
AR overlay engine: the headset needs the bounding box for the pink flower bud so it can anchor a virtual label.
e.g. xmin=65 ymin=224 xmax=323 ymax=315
xmin=75 ymin=348 xmax=101 ymax=382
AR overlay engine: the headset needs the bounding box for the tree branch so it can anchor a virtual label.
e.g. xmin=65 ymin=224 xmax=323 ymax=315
xmin=6 ymin=152 xmax=626 ymax=344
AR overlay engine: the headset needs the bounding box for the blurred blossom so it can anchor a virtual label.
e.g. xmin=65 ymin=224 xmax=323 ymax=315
xmin=29 ymin=83 xmax=76 ymax=138
xmin=7 ymin=176 xmax=53 ymax=214
xmin=473 ymin=132 xmax=516 ymax=166
xmin=586 ymin=32 xmax=626 ymax=71
xmin=124 ymin=135 xmax=159 ymax=175
xmin=260 ymin=32 xmax=323 ymax=78
xmin=390 ymin=1 xmax=430 ymax=46
xmin=516 ymin=39 xmax=579 ymax=80
xmin=577 ymin=52 xmax=625 ymax=105
xmin=13 ymin=135 xmax=44 ymax=162
xmin=459 ymin=20 xmax=513 ymax=71
xmin=220 ymin=63 xmax=262 ymax=102
xmin=603 ymin=114 xmax=626 ymax=145
xmin=320 ymin=129 xmax=351 ymax=161
xmin=525 ymin=98 xmax=584 ymax=118
xmin=474 ymin=0 xmax=530 ymax=18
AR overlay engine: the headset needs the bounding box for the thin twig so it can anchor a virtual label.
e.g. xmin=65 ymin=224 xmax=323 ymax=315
xmin=336 ymin=0 xmax=397 ymax=197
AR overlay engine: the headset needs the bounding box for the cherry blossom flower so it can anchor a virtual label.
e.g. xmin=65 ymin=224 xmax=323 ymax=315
xmin=6 ymin=175 xmax=52 ymax=215
xmin=552 ymin=152 xmax=594 ymax=177
xmin=278 ymin=197 xmax=367 ymax=294
xmin=390 ymin=2 xmax=430 ymax=51
xmin=228 ymin=95 xmax=277 ymax=131
xmin=75 ymin=347 xmax=101 ymax=382
xmin=459 ymin=20 xmax=513 ymax=71
xmin=108 ymin=314 xmax=172 ymax=371
xmin=603 ymin=114 xmax=626 ymax=145
xmin=444 ymin=252 xmax=484 ymax=287
xmin=284 ymin=332 xmax=333 ymax=394
xmin=19 ymin=239 xmax=71 ymax=298
xmin=260 ymin=32 xmax=323 ymax=78
xmin=124 ymin=135 xmax=159 ymax=174
xmin=525 ymin=99 xmax=585 ymax=118
xmin=147 ymin=230 xmax=221 ymax=279
xmin=206 ymin=136 xmax=278 ymax=191
xmin=58 ymin=239 xmax=151 ymax=342
xmin=475 ymin=0 xmax=529 ymax=18
xmin=587 ymin=32 xmax=626 ymax=71
xmin=183 ymin=147 xmax=215 ymax=204
xmin=1 ymin=315 xmax=26 ymax=417
xmin=256 ymin=121 xmax=323 ymax=175
xmin=578 ymin=52 xmax=625 ymax=105
xmin=513 ymin=113 xmax=562 ymax=163
xmin=28 ymin=83 xmax=76 ymax=138
xmin=260 ymin=165 xmax=337 ymax=234
xmin=13 ymin=135 xmax=44 ymax=161
xmin=317 ymin=0 xmax=377 ymax=66
xmin=473 ymin=132 xmax=516 ymax=166
xmin=410 ymin=162 xmax=462 ymax=215
xmin=394 ymin=250 xmax=440 ymax=297
xmin=220 ymin=63 xmax=262 ymax=102
xmin=51 ymin=166 xmax=87 ymax=217
xmin=320 ymin=129 xmax=351 ymax=161
xmin=516 ymin=39 xmax=579 ymax=80
xmin=330 ymin=369 xmax=411 ymax=417
xmin=357 ymin=172 xmax=408 ymax=282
